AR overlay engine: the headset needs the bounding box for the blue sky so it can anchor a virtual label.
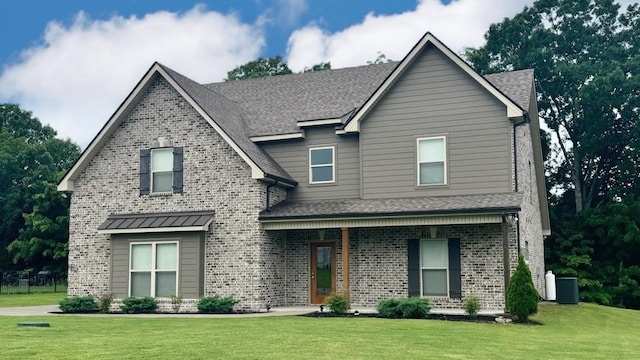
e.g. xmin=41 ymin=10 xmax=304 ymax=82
xmin=0 ymin=0 xmax=634 ymax=147
xmin=3 ymin=1 xmax=436 ymax=66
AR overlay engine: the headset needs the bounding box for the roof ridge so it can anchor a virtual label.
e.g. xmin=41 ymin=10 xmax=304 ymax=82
xmin=204 ymin=61 xmax=400 ymax=87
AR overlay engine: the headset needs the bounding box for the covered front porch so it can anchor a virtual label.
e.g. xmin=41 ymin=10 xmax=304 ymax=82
xmin=260 ymin=194 xmax=522 ymax=312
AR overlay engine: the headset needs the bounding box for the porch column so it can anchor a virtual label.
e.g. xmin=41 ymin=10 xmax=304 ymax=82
xmin=341 ymin=227 xmax=350 ymax=305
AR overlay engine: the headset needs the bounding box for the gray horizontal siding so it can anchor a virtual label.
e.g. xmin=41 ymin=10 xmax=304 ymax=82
xmin=110 ymin=233 xmax=203 ymax=298
xmin=261 ymin=126 xmax=360 ymax=200
xmin=361 ymin=45 xmax=512 ymax=199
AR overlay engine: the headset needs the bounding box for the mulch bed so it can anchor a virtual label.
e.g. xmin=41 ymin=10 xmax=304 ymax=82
xmin=299 ymin=311 xmax=545 ymax=325
xmin=300 ymin=311 xmax=501 ymax=323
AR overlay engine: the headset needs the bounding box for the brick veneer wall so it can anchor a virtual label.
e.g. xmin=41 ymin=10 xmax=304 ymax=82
xmin=281 ymin=223 xmax=517 ymax=311
xmin=515 ymin=122 xmax=546 ymax=296
xmin=67 ymin=75 xmax=287 ymax=311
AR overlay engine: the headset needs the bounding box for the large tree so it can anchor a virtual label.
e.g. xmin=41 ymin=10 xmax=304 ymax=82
xmin=466 ymin=0 xmax=640 ymax=213
xmin=225 ymin=56 xmax=293 ymax=81
xmin=0 ymin=104 xmax=80 ymax=272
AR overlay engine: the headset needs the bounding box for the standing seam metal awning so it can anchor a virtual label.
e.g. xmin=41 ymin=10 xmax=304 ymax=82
xmin=98 ymin=211 xmax=214 ymax=234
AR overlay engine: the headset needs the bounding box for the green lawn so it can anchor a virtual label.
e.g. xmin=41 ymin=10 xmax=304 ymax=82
xmin=0 ymin=303 xmax=638 ymax=359
xmin=0 ymin=292 xmax=66 ymax=307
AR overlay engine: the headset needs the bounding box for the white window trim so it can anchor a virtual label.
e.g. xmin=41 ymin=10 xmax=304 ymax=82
xmin=128 ymin=241 xmax=179 ymax=298
xmin=420 ymin=239 xmax=449 ymax=297
xmin=151 ymin=148 xmax=173 ymax=194
xmin=417 ymin=136 xmax=447 ymax=186
xmin=309 ymin=146 xmax=335 ymax=184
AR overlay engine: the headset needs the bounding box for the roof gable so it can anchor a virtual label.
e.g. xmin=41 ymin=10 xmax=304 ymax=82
xmin=58 ymin=63 xmax=295 ymax=191
xmin=342 ymin=33 xmax=525 ymax=133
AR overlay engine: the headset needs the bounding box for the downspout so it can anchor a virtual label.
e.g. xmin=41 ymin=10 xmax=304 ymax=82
xmin=512 ymin=111 xmax=530 ymax=256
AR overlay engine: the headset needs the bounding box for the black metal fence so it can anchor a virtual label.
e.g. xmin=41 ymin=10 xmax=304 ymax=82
xmin=0 ymin=270 xmax=67 ymax=294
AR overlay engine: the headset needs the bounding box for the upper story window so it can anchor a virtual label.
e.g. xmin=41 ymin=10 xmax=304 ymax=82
xmin=140 ymin=147 xmax=183 ymax=195
xmin=417 ymin=136 xmax=446 ymax=186
xmin=309 ymin=146 xmax=335 ymax=184
xmin=151 ymin=148 xmax=174 ymax=193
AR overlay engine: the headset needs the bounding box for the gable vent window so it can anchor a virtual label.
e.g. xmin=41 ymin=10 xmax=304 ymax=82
xmin=140 ymin=147 xmax=183 ymax=195
xmin=417 ymin=136 xmax=446 ymax=186
xmin=309 ymin=146 xmax=335 ymax=184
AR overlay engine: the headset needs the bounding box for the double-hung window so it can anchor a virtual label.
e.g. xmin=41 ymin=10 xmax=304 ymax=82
xmin=151 ymin=148 xmax=174 ymax=193
xmin=309 ymin=146 xmax=335 ymax=184
xmin=140 ymin=147 xmax=183 ymax=195
xmin=417 ymin=137 xmax=446 ymax=186
xmin=130 ymin=242 xmax=178 ymax=297
xmin=420 ymin=239 xmax=448 ymax=296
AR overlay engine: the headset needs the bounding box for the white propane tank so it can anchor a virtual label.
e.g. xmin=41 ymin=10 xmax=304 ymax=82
xmin=545 ymin=270 xmax=557 ymax=301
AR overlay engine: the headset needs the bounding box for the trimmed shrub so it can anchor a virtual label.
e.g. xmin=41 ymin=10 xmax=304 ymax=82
xmin=98 ymin=293 xmax=113 ymax=314
xmin=507 ymin=255 xmax=539 ymax=322
xmin=324 ymin=293 xmax=349 ymax=315
xmin=121 ymin=296 xmax=158 ymax=314
xmin=170 ymin=294 xmax=183 ymax=313
xmin=377 ymin=298 xmax=402 ymax=318
xmin=377 ymin=297 xmax=430 ymax=319
xmin=59 ymin=296 xmax=98 ymax=313
xmin=197 ymin=296 xmax=239 ymax=314
xmin=462 ymin=295 xmax=481 ymax=316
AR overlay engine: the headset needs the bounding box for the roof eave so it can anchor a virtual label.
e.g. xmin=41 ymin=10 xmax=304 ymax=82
xmin=259 ymin=206 xmax=521 ymax=222
xmin=57 ymin=62 xmax=164 ymax=192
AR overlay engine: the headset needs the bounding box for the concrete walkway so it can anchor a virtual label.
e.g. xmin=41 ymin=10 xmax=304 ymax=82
xmin=0 ymin=304 xmax=501 ymax=317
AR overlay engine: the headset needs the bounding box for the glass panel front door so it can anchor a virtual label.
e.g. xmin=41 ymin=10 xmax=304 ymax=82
xmin=310 ymin=243 xmax=336 ymax=304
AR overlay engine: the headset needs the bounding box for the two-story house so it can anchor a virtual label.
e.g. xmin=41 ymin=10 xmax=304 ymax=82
xmin=58 ymin=32 xmax=550 ymax=312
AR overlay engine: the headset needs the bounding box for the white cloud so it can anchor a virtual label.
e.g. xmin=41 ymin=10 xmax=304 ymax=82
xmin=277 ymin=0 xmax=308 ymax=27
xmin=0 ymin=5 xmax=264 ymax=147
xmin=286 ymin=0 xmax=534 ymax=71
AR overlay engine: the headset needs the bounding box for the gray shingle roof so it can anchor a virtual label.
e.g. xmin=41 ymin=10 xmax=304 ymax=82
xmin=203 ymin=64 xmax=534 ymax=138
xmin=159 ymin=64 xmax=296 ymax=184
xmin=205 ymin=62 xmax=399 ymax=136
xmin=484 ymin=69 xmax=534 ymax=110
xmin=98 ymin=211 xmax=215 ymax=231
xmin=259 ymin=193 xmax=523 ymax=220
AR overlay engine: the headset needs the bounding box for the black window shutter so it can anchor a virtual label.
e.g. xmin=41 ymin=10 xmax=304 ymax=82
xmin=172 ymin=147 xmax=183 ymax=193
xmin=407 ymin=239 xmax=421 ymax=297
xmin=140 ymin=149 xmax=150 ymax=195
xmin=448 ymin=238 xmax=462 ymax=299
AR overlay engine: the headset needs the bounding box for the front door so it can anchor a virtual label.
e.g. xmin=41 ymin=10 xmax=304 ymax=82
xmin=310 ymin=242 xmax=336 ymax=304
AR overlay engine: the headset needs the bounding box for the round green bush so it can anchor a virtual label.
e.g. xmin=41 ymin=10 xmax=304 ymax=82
xmin=120 ymin=296 xmax=158 ymax=314
xmin=507 ymin=255 xmax=539 ymax=322
xmin=59 ymin=296 xmax=98 ymax=313
xmin=197 ymin=296 xmax=239 ymax=314
xmin=377 ymin=297 xmax=430 ymax=319
xmin=462 ymin=295 xmax=481 ymax=316
xmin=323 ymin=293 xmax=349 ymax=315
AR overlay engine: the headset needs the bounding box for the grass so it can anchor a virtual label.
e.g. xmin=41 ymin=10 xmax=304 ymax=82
xmin=0 ymin=303 xmax=638 ymax=359
xmin=0 ymin=292 xmax=66 ymax=307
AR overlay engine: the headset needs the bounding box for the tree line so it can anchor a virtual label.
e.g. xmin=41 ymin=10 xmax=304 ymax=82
xmin=1 ymin=0 xmax=638 ymax=308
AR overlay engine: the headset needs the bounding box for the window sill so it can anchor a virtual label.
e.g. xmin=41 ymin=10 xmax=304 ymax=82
xmin=308 ymin=182 xmax=337 ymax=186
xmin=150 ymin=192 xmax=173 ymax=196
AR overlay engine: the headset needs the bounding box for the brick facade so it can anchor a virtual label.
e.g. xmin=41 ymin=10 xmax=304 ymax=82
xmin=68 ymin=76 xmax=288 ymax=311
xmin=280 ymin=224 xmax=517 ymax=311
xmin=515 ymin=122 xmax=546 ymax=296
